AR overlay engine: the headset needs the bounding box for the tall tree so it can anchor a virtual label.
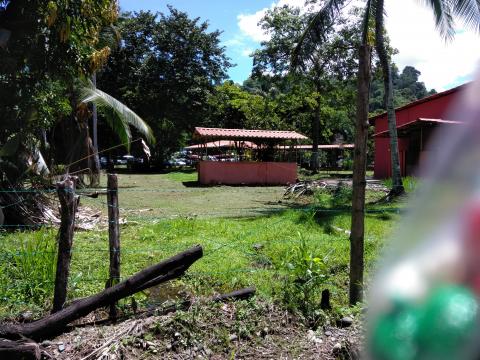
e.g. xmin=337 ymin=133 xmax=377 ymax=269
xmin=296 ymin=0 xmax=373 ymax=304
xmin=375 ymin=0 xmax=480 ymax=195
xmin=98 ymin=8 xmax=232 ymax=163
xmin=374 ymin=0 xmax=403 ymax=195
xmin=0 ymin=0 xmax=117 ymax=183
xmin=254 ymin=4 xmax=358 ymax=172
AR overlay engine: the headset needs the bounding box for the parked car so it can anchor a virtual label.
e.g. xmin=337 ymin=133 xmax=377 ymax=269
xmin=174 ymin=158 xmax=187 ymax=166
xmin=100 ymin=157 xmax=108 ymax=169
xmin=115 ymin=156 xmax=127 ymax=165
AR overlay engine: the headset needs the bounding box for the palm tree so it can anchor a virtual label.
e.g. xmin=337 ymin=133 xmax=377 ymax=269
xmin=291 ymin=2 xmax=344 ymax=173
xmin=297 ymin=0 xmax=480 ymax=304
xmin=374 ymin=0 xmax=404 ymax=195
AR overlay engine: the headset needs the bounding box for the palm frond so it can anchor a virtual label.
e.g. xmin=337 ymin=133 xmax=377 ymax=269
xmin=100 ymin=105 xmax=132 ymax=151
xmin=291 ymin=0 xmax=345 ymax=71
xmin=451 ymin=0 xmax=480 ymax=32
xmin=80 ymin=86 xmax=156 ymax=149
xmin=419 ymin=0 xmax=456 ymax=40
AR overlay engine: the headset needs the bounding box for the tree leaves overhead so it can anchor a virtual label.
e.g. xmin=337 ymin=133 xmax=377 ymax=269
xmin=291 ymin=0 xmax=347 ymax=71
xmin=248 ymin=4 xmax=360 ymax=145
xmin=419 ymin=0 xmax=480 ymax=41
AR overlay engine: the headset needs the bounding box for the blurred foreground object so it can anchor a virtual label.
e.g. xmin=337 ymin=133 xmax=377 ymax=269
xmin=367 ymin=78 xmax=480 ymax=360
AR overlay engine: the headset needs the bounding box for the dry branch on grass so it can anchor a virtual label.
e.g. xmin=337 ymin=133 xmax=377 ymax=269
xmin=0 ymin=245 xmax=203 ymax=342
xmin=284 ymin=180 xmax=388 ymax=198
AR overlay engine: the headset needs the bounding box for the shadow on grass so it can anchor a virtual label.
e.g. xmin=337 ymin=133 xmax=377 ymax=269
xmin=161 ymin=167 xmax=197 ymax=175
xmin=182 ymin=181 xmax=202 ymax=187
xmin=182 ymin=182 xmax=287 ymax=188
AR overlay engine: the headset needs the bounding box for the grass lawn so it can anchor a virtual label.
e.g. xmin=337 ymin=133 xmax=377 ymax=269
xmin=0 ymin=170 xmax=403 ymax=320
xmin=80 ymin=168 xmax=290 ymax=220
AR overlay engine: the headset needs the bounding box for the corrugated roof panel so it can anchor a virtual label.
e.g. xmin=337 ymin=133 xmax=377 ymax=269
xmin=373 ymin=118 xmax=463 ymax=137
xmin=185 ymin=140 xmax=256 ymax=149
xmin=194 ymin=127 xmax=308 ymax=140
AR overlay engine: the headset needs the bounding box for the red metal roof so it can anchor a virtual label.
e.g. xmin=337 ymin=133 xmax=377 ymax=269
xmin=373 ymin=118 xmax=463 ymax=137
xmin=185 ymin=140 xmax=256 ymax=149
xmin=369 ymin=83 xmax=468 ymax=123
xmin=193 ymin=127 xmax=308 ymax=141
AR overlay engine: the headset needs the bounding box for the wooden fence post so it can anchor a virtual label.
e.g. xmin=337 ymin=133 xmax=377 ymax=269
xmin=107 ymin=173 xmax=120 ymax=320
xmin=52 ymin=177 xmax=78 ymax=313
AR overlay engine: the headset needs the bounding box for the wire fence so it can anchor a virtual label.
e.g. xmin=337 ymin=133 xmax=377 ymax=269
xmin=0 ymin=177 xmax=394 ymax=318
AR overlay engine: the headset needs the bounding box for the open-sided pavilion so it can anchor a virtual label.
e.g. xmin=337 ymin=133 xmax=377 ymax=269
xmin=192 ymin=127 xmax=308 ymax=185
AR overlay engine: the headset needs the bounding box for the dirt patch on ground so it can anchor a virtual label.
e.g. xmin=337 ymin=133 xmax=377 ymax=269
xmin=46 ymin=300 xmax=362 ymax=359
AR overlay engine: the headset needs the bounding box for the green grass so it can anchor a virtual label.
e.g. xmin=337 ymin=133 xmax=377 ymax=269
xmin=80 ymin=170 xmax=288 ymax=219
xmin=0 ymin=202 xmax=399 ymax=319
xmin=382 ymin=176 xmax=419 ymax=192
xmin=162 ymin=168 xmax=198 ymax=183
xmin=0 ymin=171 xmax=403 ymax=320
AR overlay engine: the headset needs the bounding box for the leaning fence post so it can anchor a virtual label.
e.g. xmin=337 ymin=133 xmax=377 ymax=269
xmin=107 ymin=173 xmax=120 ymax=319
xmin=52 ymin=176 xmax=79 ymax=313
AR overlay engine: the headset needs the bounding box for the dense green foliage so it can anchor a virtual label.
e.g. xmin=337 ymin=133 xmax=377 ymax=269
xmin=0 ymin=0 xmax=439 ymax=172
xmin=0 ymin=0 xmax=119 ymax=182
xmin=251 ymin=5 xmax=360 ymax=146
xmin=370 ymin=65 xmax=437 ymax=114
xmin=98 ymin=8 xmax=232 ymax=163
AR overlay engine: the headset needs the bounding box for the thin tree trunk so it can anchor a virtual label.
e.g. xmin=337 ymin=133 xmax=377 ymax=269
xmin=91 ymin=73 xmax=100 ymax=187
xmin=375 ymin=0 xmax=404 ymax=195
xmin=349 ymin=42 xmax=372 ymax=305
xmin=311 ymin=84 xmax=321 ymax=173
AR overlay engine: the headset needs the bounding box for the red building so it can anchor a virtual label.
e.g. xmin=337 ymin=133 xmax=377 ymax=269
xmin=371 ymin=85 xmax=465 ymax=179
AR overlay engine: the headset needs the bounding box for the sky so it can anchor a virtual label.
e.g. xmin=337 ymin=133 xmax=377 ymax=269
xmin=120 ymin=0 xmax=480 ymax=91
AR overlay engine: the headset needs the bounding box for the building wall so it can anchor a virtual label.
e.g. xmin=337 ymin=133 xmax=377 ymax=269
xmin=198 ymin=161 xmax=297 ymax=185
xmin=373 ymin=87 xmax=462 ymax=179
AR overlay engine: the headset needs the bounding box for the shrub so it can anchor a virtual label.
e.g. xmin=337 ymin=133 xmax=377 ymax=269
xmin=280 ymin=233 xmax=329 ymax=328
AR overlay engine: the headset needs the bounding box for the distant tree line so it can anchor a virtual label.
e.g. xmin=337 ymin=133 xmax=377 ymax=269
xmin=0 ymin=1 xmax=438 ymax=177
xmin=369 ymin=65 xmax=436 ymax=114
xmin=97 ymin=5 xmax=435 ymax=165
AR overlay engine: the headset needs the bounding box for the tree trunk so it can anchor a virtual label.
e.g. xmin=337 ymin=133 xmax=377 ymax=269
xmin=375 ymin=0 xmax=404 ymax=195
xmin=311 ymin=96 xmax=321 ymax=173
xmin=349 ymin=43 xmax=372 ymax=305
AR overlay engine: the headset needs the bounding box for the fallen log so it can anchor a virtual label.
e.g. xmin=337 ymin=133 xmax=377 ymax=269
xmin=0 ymin=245 xmax=203 ymax=341
xmin=67 ymin=286 xmax=257 ymax=329
xmin=210 ymin=287 xmax=256 ymax=302
xmin=0 ymin=339 xmax=41 ymax=360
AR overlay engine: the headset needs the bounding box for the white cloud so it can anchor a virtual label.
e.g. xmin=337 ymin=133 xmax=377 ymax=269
xmin=233 ymin=0 xmax=480 ymax=90
xmin=385 ymin=0 xmax=480 ymax=91
xmin=237 ymin=0 xmax=308 ymax=43
xmin=238 ymin=11 xmax=269 ymax=42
